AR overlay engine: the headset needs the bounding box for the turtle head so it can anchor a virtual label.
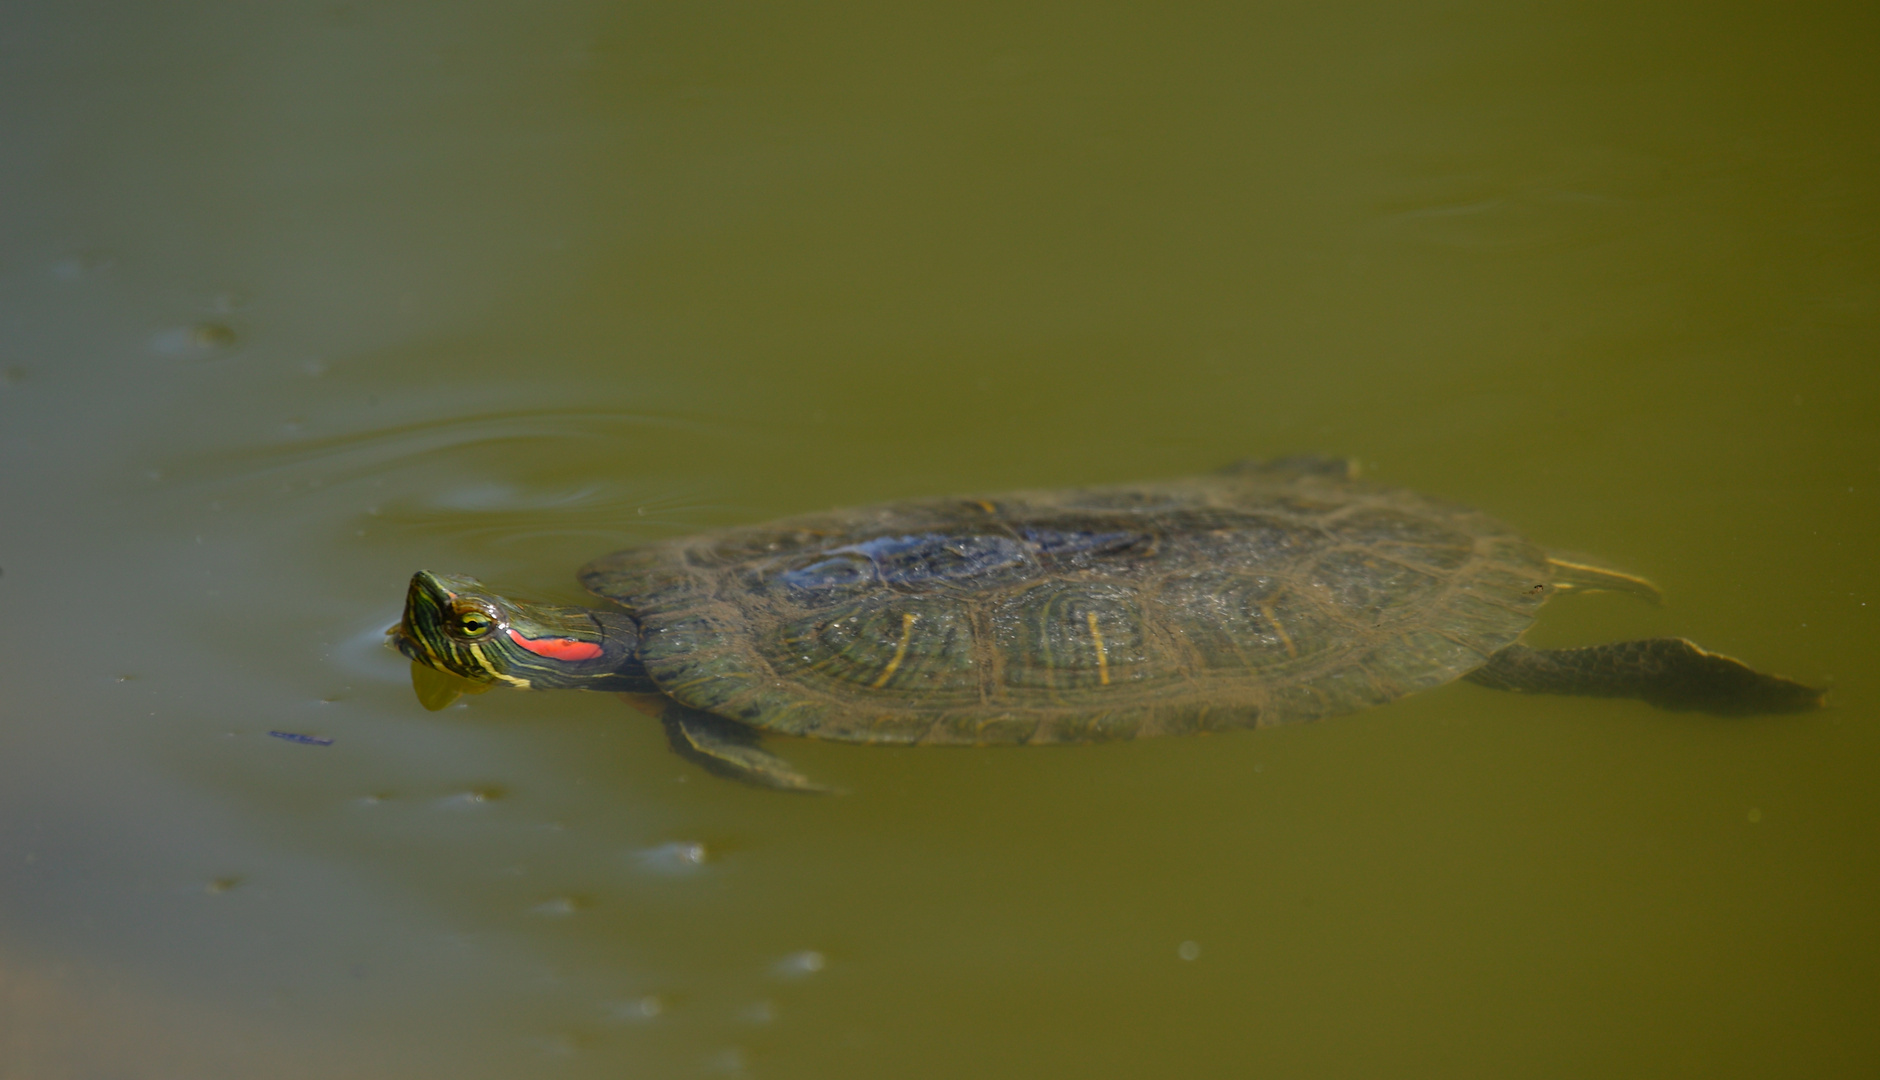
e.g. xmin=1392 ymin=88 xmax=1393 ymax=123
xmin=390 ymin=571 xmax=652 ymax=704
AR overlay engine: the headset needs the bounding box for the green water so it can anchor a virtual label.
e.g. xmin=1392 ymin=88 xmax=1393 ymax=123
xmin=3 ymin=2 xmax=1877 ymax=1076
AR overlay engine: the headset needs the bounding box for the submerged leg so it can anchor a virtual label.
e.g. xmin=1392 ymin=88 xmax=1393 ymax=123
xmin=1466 ymin=639 xmax=1823 ymax=716
xmin=1543 ymin=555 xmax=1663 ymax=603
xmin=658 ymin=702 xmax=832 ymax=793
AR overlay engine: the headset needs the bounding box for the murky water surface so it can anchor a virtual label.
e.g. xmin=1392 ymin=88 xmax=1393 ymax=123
xmin=3 ymin=2 xmax=1877 ymax=1076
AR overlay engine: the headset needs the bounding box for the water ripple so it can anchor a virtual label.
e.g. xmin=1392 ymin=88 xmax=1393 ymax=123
xmin=170 ymin=406 xmax=720 ymax=488
xmin=156 ymin=404 xmax=737 ymax=546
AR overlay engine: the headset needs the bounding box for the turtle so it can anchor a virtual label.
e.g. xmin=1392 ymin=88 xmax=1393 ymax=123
xmin=390 ymin=457 xmax=1822 ymax=791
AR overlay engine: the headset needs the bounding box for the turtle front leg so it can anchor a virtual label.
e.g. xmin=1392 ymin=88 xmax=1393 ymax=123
xmin=1465 ymin=639 xmax=1824 ymax=716
xmin=656 ymin=702 xmax=834 ymax=793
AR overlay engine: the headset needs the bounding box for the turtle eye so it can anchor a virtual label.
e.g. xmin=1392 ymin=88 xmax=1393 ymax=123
xmin=451 ymin=607 xmax=496 ymax=639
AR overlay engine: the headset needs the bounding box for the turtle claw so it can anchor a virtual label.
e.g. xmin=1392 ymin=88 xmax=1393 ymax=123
xmin=660 ymin=704 xmax=837 ymax=794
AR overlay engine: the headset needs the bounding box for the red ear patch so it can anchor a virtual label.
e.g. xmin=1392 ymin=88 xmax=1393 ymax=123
xmin=507 ymin=629 xmax=604 ymax=662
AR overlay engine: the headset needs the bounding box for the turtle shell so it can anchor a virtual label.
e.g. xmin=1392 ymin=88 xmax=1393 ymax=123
xmin=578 ymin=466 xmax=1552 ymax=745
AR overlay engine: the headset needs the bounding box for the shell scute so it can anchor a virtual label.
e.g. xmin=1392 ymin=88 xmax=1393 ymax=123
xmin=763 ymin=595 xmax=981 ymax=704
xmin=1156 ymin=571 xmax=1337 ymax=675
xmin=1312 ymin=550 xmax=1447 ymax=620
xmin=990 ymin=581 xmax=1162 ymax=695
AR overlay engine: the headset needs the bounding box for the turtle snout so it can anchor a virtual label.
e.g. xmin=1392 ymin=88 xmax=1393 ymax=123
xmin=386 ymin=623 xmax=424 ymax=662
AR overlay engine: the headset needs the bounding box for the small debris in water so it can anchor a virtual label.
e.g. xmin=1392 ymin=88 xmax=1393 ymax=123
xmin=1178 ymin=940 xmax=1201 ymax=961
xmin=607 ymin=995 xmax=665 ymax=1023
xmin=51 ymin=251 xmax=113 ymax=280
xmin=1747 ymin=808 xmax=1762 ymax=823
xmin=772 ymin=950 xmax=826 ymax=978
xmin=739 ymin=1000 xmax=776 ymax=1024
xmin=531 ymin=896 xmax=584 ymax=917
xmin=438 ymin=786 xmax=506 ymax=808
xmin=634 ymin=841 xmax=710 ymax=875
xmin=269 ymin=731 xmax=333 ymax=746
xmin=150 ymin=323 xmax=237 ymax=356
xmin=206 ymin=876 xmax=243 ymax=894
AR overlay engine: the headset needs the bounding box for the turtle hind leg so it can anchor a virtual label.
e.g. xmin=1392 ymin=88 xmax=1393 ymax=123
xmin=660 ymin=704 xmax=834 ymax=793
xmin=1466 ymin=639 xmax=1824 ymax=716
